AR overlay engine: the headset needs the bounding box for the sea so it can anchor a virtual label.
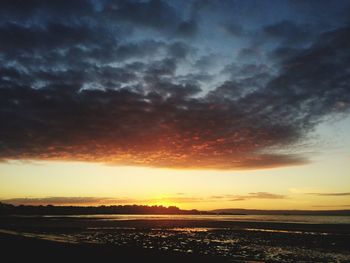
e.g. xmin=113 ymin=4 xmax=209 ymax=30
xmin=39 ymin=213 xmax=350 ymax=224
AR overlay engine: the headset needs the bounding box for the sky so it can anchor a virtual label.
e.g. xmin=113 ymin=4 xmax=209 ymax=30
xmin=0 ymin=0 xmax=350 ymax=210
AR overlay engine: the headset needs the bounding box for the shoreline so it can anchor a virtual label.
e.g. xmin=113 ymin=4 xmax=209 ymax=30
xmin=2 ymin=215 xmax=350 ymax=234
xmin=1 ymin=216 xmax=350 ymax=262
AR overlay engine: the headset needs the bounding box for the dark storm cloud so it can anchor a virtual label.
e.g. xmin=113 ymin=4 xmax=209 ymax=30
xmin=263 ymin=20 xmax=313 ymax=45
xmin=236 ymin=48 xmax=262 ymax=63
xmin=223 ymin=23 xmax=245 ymax=37
xmin=288 ymin=0 xmax=350 ymax=24
xmin=176 ymin=20 xmax=198 ymax=38
xmin=267 ymin=47 xmax=300 ymax=62
xmin=0 ymin=81 xmax=308 ymax=169
xmin=263 ymin=26 xmax=350 ymax=123
xmin=0 ymin=22 xmax=106 ymax=52
xmin=0 ymin=0 xmax=94 ymax=19
xmin=167 ymin=42 xmax=194 ymax=60
xmin=103 ymin=0 xmax=178 ymax=31
xmin=1 ymin=0 xmax=350 ymax=169
xmin=194 ymin=54 xmax=220 ymax=72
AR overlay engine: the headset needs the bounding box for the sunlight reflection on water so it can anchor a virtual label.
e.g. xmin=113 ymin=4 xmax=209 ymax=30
xmin=3 ymin=214 xmax=350 ymax=263
xmin=39 ymin=214 xmax=350 ymax=224
xmin=2 ymin=225 xmax=350 ymax=262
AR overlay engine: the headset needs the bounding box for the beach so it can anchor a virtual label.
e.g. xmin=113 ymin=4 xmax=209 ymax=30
xmin=0 ymin=231 xmax=232 ymax=263
xmin=1 ymin=215 xmax=350 ymax=262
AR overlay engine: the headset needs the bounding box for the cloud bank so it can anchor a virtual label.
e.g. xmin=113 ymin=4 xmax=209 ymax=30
xmin=1 ymin=192 xmax=286 ymax=206
xmin=1 ymin=0 xmax=350 ymax=169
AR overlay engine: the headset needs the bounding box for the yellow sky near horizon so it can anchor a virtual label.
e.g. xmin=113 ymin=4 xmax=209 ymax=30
xmin=0 ymin=154 xmax=349 ymax=210
xmin=1 ymin=118 xmax=349 ymax=211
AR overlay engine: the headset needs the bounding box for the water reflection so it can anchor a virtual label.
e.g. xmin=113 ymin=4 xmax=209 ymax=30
xmin=2 ymin=214 xmax=350 ymax=263
xmin=7 ymin=227 xmax=347 ymax=262
xmin=39 ymin=214 xmax=350 ymax=224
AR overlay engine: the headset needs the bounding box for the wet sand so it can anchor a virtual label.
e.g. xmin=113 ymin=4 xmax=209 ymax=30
xmin=1 ymin=215 xmax=350 ymax=262
xmin=0 ymin=232 xmax=231 ymax=263
xmin=2 ymin=215 xmax=350 ymax=233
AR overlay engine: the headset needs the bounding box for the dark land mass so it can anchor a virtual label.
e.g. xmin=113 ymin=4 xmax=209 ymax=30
xmin=1 ymin=202 xmax=350 ymax=216
xmin=0 ymin=202 xmax=203 ymax=215
xmin=212 ymin=208 xmax=350 ymax=216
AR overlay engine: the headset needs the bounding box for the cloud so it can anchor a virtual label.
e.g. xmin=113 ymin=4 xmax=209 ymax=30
xmin=209 ymin=192 xmax=286 ymax=201
xmin=0 ymin=0 xmax=94 ymax=20
xmin=307 ymin=192 xmax=350 ymax=196
xmin=155 ymin=197 xmax=203 ymax=203
xmin=210 ymin=195 xmax=227 ymax=199
xmin=288 ymin=0 xmax=350 ymax=24
xmin=103 ymin=0 xmax=179 ymax=32
xmin=263 ymin=20 xmax=313 ymax=46
xmin=0 ymin=197 xmax=120 ymax=206
xmin=223 ymin=23 xmax=244 ymax=37
xmin=312 ymin=205 xmax=350 ymax=208
xmin=176 ymin=20 xmax=198 ymax=38
xmin=0 ymin=1 xmax=350 ymax=170
xmin=1 ymin=196 xmax=204 ymax=206
xmin=312 ymin=205 xmax=350 ymax=209
xmin=229 ymin=192 xmax=286 ymax=201
xmin=236 ymin=47 xmax=262 ymax=63
xmin=1 ymin=193 xmax=287 ymax=206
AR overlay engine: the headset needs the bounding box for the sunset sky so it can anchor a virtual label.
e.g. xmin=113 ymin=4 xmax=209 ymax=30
xmin=0 ymin=0 xmax=349 ymax=210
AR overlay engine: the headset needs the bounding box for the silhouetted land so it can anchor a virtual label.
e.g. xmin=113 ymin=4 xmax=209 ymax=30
xmin=212 ymin=208 xmax=350 ymax=216
xmin=0 ymin=202 xmax=203 ymax=215
xmin=1 ymin=202 xmax=349 ymax=215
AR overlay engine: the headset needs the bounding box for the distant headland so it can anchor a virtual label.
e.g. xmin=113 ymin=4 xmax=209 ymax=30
xmin=1 ymin=202 xmax=349 ymax=216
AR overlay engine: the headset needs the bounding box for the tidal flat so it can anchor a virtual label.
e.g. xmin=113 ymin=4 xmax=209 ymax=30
xmin=1 ymin=215 xmax=350 ymax=262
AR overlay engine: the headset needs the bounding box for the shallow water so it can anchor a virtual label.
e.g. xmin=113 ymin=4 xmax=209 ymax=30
xmin=39 ymin=214 xmax=350 ymax=224
xmin=2 ymin=226 xmax=350 ymax=262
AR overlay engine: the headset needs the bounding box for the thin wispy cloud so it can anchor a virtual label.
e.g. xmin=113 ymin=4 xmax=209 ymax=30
xmin=210 ymin=192 xmax=286 ymax=202
xmin=312 ymin=205 xmax=350 ymax=208
xmin=229 ymin=192 xmax=287 ymax=201
xmin=1 ymin=192 xmax=288 ymax=206
xmin=307 ymin=192 xmax=350 ymax=196
xmin=0 ymin=196 xmax=205 ymax=206
xmin=0 ymin=197 xmax=116 ymax=206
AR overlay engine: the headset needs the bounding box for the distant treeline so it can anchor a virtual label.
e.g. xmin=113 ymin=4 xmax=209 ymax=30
xmin=0 ymin=202 xmax=205 ymax=215
xmin=1 ymin=202 xmax=349 ymax=216
xmin=212 ymin=208 xmax=350 ymax=216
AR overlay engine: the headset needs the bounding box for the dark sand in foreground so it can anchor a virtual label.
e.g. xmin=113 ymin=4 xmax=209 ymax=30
xmin=1 ymin=216 xmax=350 ymax=262
xmin=0 ymin=232 xmax=231 ymax=263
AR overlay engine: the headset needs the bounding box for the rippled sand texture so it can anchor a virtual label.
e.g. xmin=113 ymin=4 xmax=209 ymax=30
xmin=1 ymin=214 xmax=350 ymax=262
xmin=2 ymin=226 xmax=349 ymax=262
xmin=71 ymin=228 xmax=350 ymax=262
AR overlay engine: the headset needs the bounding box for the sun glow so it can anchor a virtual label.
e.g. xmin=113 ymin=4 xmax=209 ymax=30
xmin=1 ymin=153 xmax=350 ymax=210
